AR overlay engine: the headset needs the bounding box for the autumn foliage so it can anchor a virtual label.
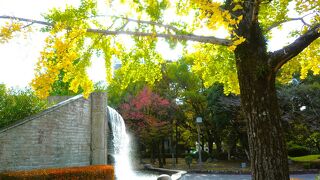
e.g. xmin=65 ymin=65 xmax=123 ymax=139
xmin=120 ymin=86 xmax=172 ymax=133
xmin=120 ymin=86 xmax=174 ymax=136
xmin=0 ymin=165 xmax=114 ymax=180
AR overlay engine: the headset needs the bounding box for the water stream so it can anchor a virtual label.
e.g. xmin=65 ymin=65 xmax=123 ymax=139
xmin=107 ymin=106 xmax=158 ymax=180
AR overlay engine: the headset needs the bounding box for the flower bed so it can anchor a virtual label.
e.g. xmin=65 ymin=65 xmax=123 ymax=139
xmin=0 ymin=165 xmax=114 ymax=179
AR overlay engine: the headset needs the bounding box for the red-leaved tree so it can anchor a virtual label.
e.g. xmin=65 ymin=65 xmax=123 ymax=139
xmin=119 ymin=86 xmax=174 ymax=167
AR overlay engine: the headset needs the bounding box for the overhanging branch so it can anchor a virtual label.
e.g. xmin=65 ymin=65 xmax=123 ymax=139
xmin=0 ymin=15 xmax=51 ymax=26
xmin=120 ymin=17 xmax=181 ymax=32
xmin=0 ymin=15 xmax=232 ymax=46
xmin=266 ymin=13 xmax=314 ymax=32
xmin=86 ymin=29 xmax=232 ymax=45
xmin=269 ymin=24 xmax=320 ymax=72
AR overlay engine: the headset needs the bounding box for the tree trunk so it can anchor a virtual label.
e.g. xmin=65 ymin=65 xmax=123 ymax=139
xmin=239 ymin=131 xmax=250 ymax=160
xmin=162 ymin=139 xmax=166 ymax=166
xmin=235 ymin=25 xmax=289 ymax=179
xmin=215 ymin=135 xmax=223 ymax=154
xmin=158 ymin=141 xmax=163 ymax=168
xmin=227 ymin=150 xmax=231 ymax=160
xmin=208 ymin=134 xmax=213 ymax=154
xmin=175 ymin=121 xmax=179 ymax=164
xmin=151 ymin=140 xmax=155 ymax=164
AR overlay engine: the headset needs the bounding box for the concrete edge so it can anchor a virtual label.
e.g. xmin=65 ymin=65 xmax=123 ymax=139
xmin=0 ymin=94 xmax=84 ymax=134
xmin=143 ymin=164 xmax=187 ymax=180
xmin=185 ymin=169 xmax=320 ymax=175
xmin=144 ymin=165 xmax=319 ymax=179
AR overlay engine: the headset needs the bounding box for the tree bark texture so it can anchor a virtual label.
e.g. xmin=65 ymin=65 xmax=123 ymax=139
xmin=234 ymin=23 xmax=289 ymax=180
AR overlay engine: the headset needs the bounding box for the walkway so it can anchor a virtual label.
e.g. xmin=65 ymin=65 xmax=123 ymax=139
xmin=180 ymin=173 xmax=318 ymax=180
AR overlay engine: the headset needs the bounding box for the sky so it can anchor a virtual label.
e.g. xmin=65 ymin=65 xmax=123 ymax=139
xmin=0 ymin=0 xmax=301 ymax=88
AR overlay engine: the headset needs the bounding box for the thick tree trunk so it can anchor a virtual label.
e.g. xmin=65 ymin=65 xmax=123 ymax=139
xmin=235 ymin=26 xmax=289 ymax=179
xmin=239 ymin=77 xmax=289 ymax=179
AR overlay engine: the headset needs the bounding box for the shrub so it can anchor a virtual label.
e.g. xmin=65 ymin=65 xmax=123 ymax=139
xmin=310 ymin=161 xmax=320 ymax=169
xmin=185 ymin=154 xmax=193 ymax=168
xmin=301 ymin=162 xmax=320 ymax=169
xmin=287 ymin=144 xmax=310 ymax=157
xmin=0 ymin=165 xmax=114 ymax=179
xmin=192 ymin=150 xmax=210 ymax=162
xmin=0 ymin=85 xmax=47 ymax=129
xmin=302 ymin=162 xmax=311 ymax=169
xmin=212 ymin=150 xmax=228 ymax=160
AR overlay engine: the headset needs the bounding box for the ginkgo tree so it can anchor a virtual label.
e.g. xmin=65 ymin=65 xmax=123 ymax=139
xmin=0 ymin=0 xmax=319 ymax=179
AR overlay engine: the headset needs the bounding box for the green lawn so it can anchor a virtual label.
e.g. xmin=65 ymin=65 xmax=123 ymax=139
xmin=289 ymin=154 xmax=320 ymax=162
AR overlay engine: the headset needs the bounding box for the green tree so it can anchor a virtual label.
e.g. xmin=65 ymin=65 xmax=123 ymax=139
xmin=1 ymin=0 xmax=319 ymax=179
xmin=159 ymin=59 xmax=215 ymax=157
xmin=278 ymin=76 xmax=320 ymax=153
xmin=0 ymin=84 xmax=47 ymax=128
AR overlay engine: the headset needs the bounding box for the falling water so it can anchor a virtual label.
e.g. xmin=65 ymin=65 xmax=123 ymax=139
xmin=107 ymin=106 xmax=136 ymax=179
xmin=107 ymin=106 xmax=158 ymax=180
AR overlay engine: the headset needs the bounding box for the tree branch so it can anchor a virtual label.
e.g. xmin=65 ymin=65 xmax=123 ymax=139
xmin=251 ymin=0 xmax=262 ymax=23
xmin=120 ymin=17 xmax=181 ymax=33
xmin=0 ymin=15 xmax=51 ymax=26
xmin=269 ymin=24 xmax=320 ymax=72
xmin=0 ymin=15 xmax=232 ymax=46
xmin=86 ymin=29 xmax=232 ymax=45
xmin=266 ymin=13 xmax=314 ymax=32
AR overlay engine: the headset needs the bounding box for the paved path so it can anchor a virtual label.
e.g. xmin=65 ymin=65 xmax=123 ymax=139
xmin=180 ymin=173 xmax=318 ymax=180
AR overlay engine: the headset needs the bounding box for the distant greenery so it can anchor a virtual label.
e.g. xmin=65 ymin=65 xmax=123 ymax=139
xmin=278 ymin=75 xmax=320 ymax=155
xmin=289 ymin=154 xmax=320 ymax=162
xmin=287 ymin=143 xmax=311 ymax=157
xmin=289 ymin=154 xmax=320 ymax=169
xmin=0 ymin=84 xmax=48 ymax=129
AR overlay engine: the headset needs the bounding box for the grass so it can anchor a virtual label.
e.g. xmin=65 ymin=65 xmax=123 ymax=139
xmin=289 ymin=155 xmax=320 ymax=162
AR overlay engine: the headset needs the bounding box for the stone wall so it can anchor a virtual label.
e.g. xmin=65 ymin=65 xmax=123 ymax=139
xmin=0 ymin=93 xmax=108 ymax=172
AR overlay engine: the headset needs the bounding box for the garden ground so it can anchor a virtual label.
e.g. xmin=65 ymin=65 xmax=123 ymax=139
xmin=134 ymin=155 xmax=320 ymax=173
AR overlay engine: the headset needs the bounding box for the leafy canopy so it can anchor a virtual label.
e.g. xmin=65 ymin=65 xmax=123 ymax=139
xmin=0 ymin=0 xmax=319 ymax=98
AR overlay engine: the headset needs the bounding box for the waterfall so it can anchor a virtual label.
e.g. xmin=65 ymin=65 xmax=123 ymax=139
xmin=107 ymin=106 xmax=136 ymax=180
xmin=107 ymin=106 xmax=159 ymax=180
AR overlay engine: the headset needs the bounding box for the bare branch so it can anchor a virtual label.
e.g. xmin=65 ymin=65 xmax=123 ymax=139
xmin=269 ymin=24 xmax=320 ymax=72
xmin=89 ymin=15 xmax=182 ymax=32
xmin=0 ymin=15 xmax=51 ymax=26
xmin=106 ymin=17 xmax=119 ymax=30
xmin=120 ymin=17 xmax=181 ymax=32
xmin=266 ymin=14 xmax=313 ymax=32
xmin=0 ymin=15 xmax=232 ymax=46
xmin=21 ymin=22 xmax=35 ymax=29
xmin=115 ymin=20 xmax=129 ymax=31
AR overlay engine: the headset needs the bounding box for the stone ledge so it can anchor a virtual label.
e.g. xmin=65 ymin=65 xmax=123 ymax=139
xmin=0 ymin=95 xmax=83 ymax=134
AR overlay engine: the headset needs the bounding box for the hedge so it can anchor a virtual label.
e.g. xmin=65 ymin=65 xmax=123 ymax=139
xmin=301 ymin=161 xmax=320 ymax=169
xmin=287 ymin=144 xmax=311 ymax=157
xmin=0 ymin=165 xmax=114 ymax=180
